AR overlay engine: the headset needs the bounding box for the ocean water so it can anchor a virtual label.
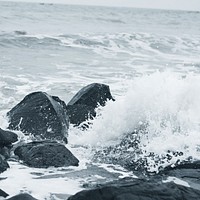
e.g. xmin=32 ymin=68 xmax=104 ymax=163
xmin=1 ymin=1 xmax=200 ymax=199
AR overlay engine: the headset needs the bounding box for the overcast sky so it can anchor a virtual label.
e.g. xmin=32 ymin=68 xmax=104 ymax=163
xmin=2 ymin=0 xmax=200 ymax=11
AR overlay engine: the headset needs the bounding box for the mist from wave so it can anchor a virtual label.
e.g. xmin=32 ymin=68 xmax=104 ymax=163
xmin=69 ymin=72 xmax=200 ymax=172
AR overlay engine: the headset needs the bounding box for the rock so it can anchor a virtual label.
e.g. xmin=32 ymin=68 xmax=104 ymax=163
xmin=68 ymin=178 xmax=200 ymax=200
xmin=14 ymin=141 xmax=79 ymax=168
xmin=67 ymin=83 xmax=114 ymax=108
xmin=67 ymin=83 xmax=114 ymax=126
xmin=66 ymin=104 xmax=96 ymax=127
xmin=7 ymin=193 xmax=38 ymax=200
xmin=0 ymin=128 xmax=18 ymax=146
xmin=7 ymin=91 xmax=69 ymax=142
xmin=161 ymin=161 xmax=200 ymax=191
xmin=0 ymin=155 xmax=9 ymax=173
xmin=0 ymin=189 xmax=8 ymax=198
xmin=0 ymin=146 xmax=10 ymax=159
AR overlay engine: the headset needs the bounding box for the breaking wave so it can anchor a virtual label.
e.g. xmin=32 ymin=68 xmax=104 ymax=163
xmin=69 ymin=72 xmax=200 ymax=173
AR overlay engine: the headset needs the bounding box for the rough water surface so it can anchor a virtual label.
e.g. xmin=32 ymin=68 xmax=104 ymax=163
xmin=1 ymin=1 xmax=200 ymax=199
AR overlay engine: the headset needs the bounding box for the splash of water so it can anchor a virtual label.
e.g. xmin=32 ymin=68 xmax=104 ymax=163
xmin=69 ymin=71 xmax=200 ymax=172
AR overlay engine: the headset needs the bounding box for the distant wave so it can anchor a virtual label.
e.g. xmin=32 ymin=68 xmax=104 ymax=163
xmin=0 ymin=32 xmax=200 ymax=60
xmin=95 ymin=17 xmax=126 ymax=24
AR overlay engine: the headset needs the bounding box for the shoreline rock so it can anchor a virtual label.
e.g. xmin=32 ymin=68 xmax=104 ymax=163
xmin=14 ymin=141 xmax=79 ymax=168
xmin=7 ymin=91 xmax=69 ymax=142
xmin=68 ymin=177 xmax=200 ymax=200
xmin=0 ymin=155 xmax=9 ymax=173
xmin=66 ymin=83 xmax=114 ymax=127
xmin=0 ymin=128 xmax=18 ymax=146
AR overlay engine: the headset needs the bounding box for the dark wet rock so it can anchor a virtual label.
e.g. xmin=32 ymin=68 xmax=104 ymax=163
xmin=7 ymin=193 xmax=38 ymax=200
xmin=67 ymin=83 xmax=114 ymax=126
xmin=0 ymin=188 xmax=8 ymax=198
xmin=164 ymin=160 xmax=200 ymax=171
xmin=0 ymin=128 xmax=18 ymax=146
xmin=67 ymin=83 xmax=114 ymax=108
xmin=0 ymin=146 xmax=10 ymax=159
xmin=66 ymin=104 xmax=96 ymax=127
xmin=160 ymin=161 xmax=200 ymax=191
xmin=14 ymin=141 xmax=79 ymax=168
xmin=7 ymin=91 xmax=69 ymax=142
xmin=0 ymin=155 xmax=9 ymax=173
xmin=68 ymin=177 xmax=200 ymax=200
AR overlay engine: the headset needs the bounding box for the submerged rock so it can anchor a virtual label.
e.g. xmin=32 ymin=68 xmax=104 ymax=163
xmin=68 ymin=178 xmax=200 ymax=200
xmin=7 ymin=92 xmax=69 ymax=142
xmin=0 ymin=188 xmax=8 ymax=198
xmin=67 ymin=83 xmax=114 ymax=126
xmin=0 ymin=128 xmax=18 ymax=146
xmin=0 ymin=155 xmax=9 ymax=173
xmin=7 ymin=193 xmax=38 ymax=200
xmin=14 ymin=141 xmax=79 ymax=168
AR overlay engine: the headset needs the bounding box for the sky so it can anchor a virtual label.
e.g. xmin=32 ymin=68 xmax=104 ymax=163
xmin=2 ymin=0 xmax=200 ymax=11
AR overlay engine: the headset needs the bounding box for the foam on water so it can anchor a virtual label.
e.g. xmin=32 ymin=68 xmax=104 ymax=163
xmin=69 ymin=71 xmax=200 ymax=172
xmin=0 ymin=161 xmax=83 ymax=199
xmin=1 ymin=1 xmax=200 ymax=197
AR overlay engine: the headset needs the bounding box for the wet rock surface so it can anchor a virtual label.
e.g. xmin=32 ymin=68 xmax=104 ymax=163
xmin=68 ymin=177 xmax=200 ymax=200
xmin=66 ymin=83 xmax=114 ymax=126
xmin=7 ymin=193 xmax=38 ymax=200
xmin=7 ymin=91 xmax=69 ymax=142
xmin=67 ymin=83 xmax=114 ymax=108
xmin=0 ymin=188 xmax=8 ymax=198
xmin=0 ymin=155 xmax=9 ymax=173
xmin=14 ymin=141 xmax=79 ymax=168
xmin=0 ymin=128 xmax=18 ymax=146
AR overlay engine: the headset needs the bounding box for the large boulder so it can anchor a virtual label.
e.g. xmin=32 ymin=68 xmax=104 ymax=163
xmin=0 ymin=155 xmax=9 ymax=173
xmin=0 ymin=128 xmax=18 ymax=146
xmin=14 ymin=141 xmax=79 ymax=168
xmin=7 ymin=193 xmax=38 ymax=200
xmin=67 ymin=83 xmax=114 ymax=126
xmin=68 ymin=178 xmax=200 ymax=200
xmin=7 ymin=92 xmax=69 ymax=142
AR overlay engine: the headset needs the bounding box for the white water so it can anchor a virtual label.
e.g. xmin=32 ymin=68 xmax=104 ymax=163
xmin=1 ymin=1 xmax=200 ymax=199
xmin=69 ymin=72 xmax=200 ymax=171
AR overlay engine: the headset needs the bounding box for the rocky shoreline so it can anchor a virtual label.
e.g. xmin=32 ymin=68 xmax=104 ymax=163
xmin=0 ymin=83 xmax=200 ymax=199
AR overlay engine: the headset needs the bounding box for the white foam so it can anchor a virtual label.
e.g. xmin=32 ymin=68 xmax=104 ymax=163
xmin=69 ymin=71 xmax=200 ymax=171
xmin=0 ymin=162 xmax=83 ymax=199
xmin=163 ymin=176 xmax=190 ymax=187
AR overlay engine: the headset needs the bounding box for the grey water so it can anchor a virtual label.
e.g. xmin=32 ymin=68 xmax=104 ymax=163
xmin=1 ymin=1 xmax=200 ymax=107
xmin=1 ymin=1 xmax=200 ymax=199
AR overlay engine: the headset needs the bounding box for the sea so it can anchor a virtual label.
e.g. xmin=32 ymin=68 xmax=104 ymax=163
xmin=0 ymin=1 xmax=200 ymax=199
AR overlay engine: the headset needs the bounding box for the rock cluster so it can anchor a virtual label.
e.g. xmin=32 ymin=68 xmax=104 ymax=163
xmin=0 ymin=83 xmax=114 ymax=199
xmin=1 ymin=83 xmax=200 ymax=200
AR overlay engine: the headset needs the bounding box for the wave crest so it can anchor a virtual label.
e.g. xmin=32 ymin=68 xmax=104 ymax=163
xmin=69 ymin=72 xmax=200 ymax=172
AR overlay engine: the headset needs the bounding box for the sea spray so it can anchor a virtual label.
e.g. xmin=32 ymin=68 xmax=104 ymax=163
xmin=69 ymin=71 xmax=200 ymax=172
